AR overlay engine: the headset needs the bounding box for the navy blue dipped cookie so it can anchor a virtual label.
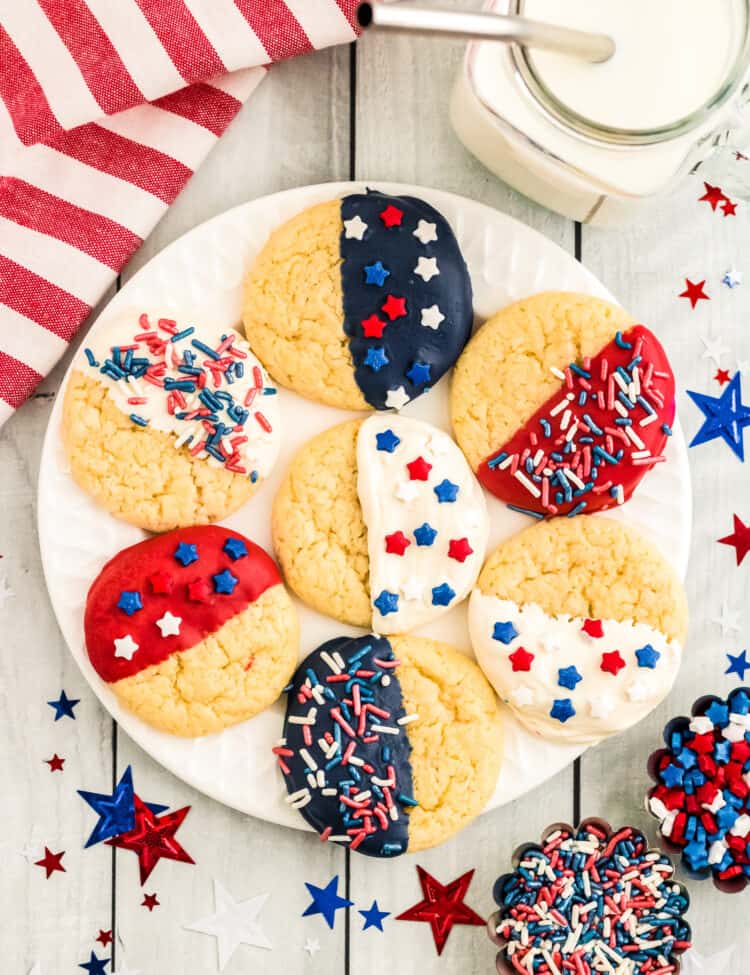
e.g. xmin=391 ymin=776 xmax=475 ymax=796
xmin=276 ymin=633 xmax=503 ymax=857
xmin=243 ymin=190 xmax=473 ymax=411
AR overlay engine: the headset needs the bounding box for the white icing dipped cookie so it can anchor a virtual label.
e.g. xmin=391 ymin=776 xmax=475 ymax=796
xmin=468 ymin=517 xmax=688 ymax=745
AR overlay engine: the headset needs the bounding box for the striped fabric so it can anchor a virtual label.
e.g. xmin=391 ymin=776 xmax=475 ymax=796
xmin=0 ymin=0 xmax=359 ymax=427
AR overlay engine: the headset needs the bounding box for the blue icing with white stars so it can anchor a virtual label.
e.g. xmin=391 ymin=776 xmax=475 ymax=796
xmin=340 ymin=190 xmax=473 ymax=410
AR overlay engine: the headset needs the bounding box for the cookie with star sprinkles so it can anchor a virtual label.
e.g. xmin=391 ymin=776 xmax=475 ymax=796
xmin=450 ymin=292 xmax=676 ymax=518
xmin=84 ymin=525 xmax=298 ymax=737
xmin=242 ymin=189 xmax=473 ymax=411
xmin=62 ymin=310 xmax=280 ymax=532
xmin=272 ymin=415 xmax=489 ymax=631
xmin=468 ymin=516 xmax=687 ymax=745
xmin=278 ymin=633 xmax=503 ymax=855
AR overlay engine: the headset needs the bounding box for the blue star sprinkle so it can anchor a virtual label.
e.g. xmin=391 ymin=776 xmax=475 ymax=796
xmin=413 ymin=522 xmax=438 ymax=546
xmin=431 ymin=583 xmax=455 ymax=606
xmin=433 ymin=478 xmax=459 ymax=503
xmin=223 ymin=537 xmax=248 ymax=561
xmin=687 ymin=373 xmax=750 ymax=461
xmin=116 ymin=590 xmax=143 ymax=616
xmin=363 ymin=261 xmax=390 ymax=287
xmin=492 ymin=621 xmax=519 ymax=645
xmin=406 ymin=361 xmax=431 ymax=386
xmin=635 ymin=644 xmax=661 ymax=669
xmin=375 ymin=429 xmax=400 ymax=453
xmin=705 ymin=700 xmax=730 ymax=726
xmin=78 ymin=951 xmax=110 ymax=975
xmin=174 ymin=542 xmax=199 ymax=566
xmin=550 ymin=699 xmax=575 ymax=723
xmin=726 ymin=649 xmax=750 ymax=679
xmin=47 ymin=690 xmax=80 ymax=721
xmin=364 ymin=347 xmax=390 ymax=372
xmin=677 ymin=747 xmax=697 ymax=771
xmin=660 ymin=763 xmax=685 ymax=788
xmin=683 ymin=839 xmax=709 ymax=869
xmin=715 ymin=740 xmax=732 ymax=763
xmin=374 ymin=590 xmax=399 ymax=616
xmin=359 ymin=899 xmax=390 ymax=932
xmin=732 ymin=688 xmax=750 ymax=713
xmin=302 ymin=875 xmax=353 ymax=929
xmin=558 ymin=666 xmax=582 ymax=691
xmin=213 ymin=569 xmax=239 ymax=595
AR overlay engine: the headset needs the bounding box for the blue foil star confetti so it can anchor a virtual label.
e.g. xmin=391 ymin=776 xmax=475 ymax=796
xmin=726 ymin=649 xmax=750 ymax=679
xmin=359 ymin=900 xmax=390 ymax=932
xmin=78 ymin=766 xmax=168 ymax=847
xmin=47 ymin=690 xmax=80 ymax=721
xmin=687 ymin=372 xmax=750 ymax=460
xmin=78 ymin=952 xmax=110 ymax=975
xmin=302 ymin=875 xmax=353 ymax=929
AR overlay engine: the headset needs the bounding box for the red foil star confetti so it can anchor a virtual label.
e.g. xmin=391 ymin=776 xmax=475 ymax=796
xmin=718 ymin=514 xmax=750 ymax=566
xmin=142 ymin=893 xmax=160 ymax=911
xmin=34 ymin=847 xmax=66 ymax=878
xmin=715 ymin=369 xmax=731 ymax=386
xmin=106 ymin=795 xmax=194 ymax=884
xmin=396 ymin=866 xmax=484 ymax=955
xmin=44 ymin=754 xmax=65 ymax=772
xmin=698 ymin=182 xmax=727 ymax=211
xmin=96 ymin=930 xmax=113 ymax=948
xmin=679 ymin=278 xmax=710 ymax=308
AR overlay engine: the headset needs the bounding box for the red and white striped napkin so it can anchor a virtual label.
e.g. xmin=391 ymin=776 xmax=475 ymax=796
xmin=0 ymin=0 xmax=359 ymax=428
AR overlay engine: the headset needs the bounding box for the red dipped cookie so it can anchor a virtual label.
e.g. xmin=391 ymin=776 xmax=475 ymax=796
xmin=450 ymin=292 xmax=676 ymax=518
xmin=85 ymin=526 xmax=298 ymax=736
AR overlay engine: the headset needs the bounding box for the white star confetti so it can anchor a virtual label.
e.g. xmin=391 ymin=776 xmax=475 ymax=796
xmin=395 ymin=481 xmax=419 ymax=503
xmin=385 ymin=386 xmax=410 ymax=410
xmin=184 ymin=879 xmax=272 ymax=972
xmin=343 ymin=215 xmax=368 ymax=240
xmin=401 ymin=577 xmax=425 ymax=601
xmin=680 ymin=947 xmax=737 ymax=975
xmin=27 ymin=965 xmax=42 ymax=975
xmin=590 ymin=696 xmax=615 ymax=720
xmin=114 ymin=634 xmax=139 ymax=661
xmin=701 ymin=335 xmax=730 ymax=366
xmin=413 ymin=219 xmax=438 ymax=245
xmin=723 ymin=268 xmax=743 ymax=288
xmin=19 ymin=842 xmax=41 ymax=863
xmin=420 ymin=304 xmax=445 ymax=330
xmin=510 ymin=686 xmax=534 ymax=707
xmin=737 ymin=359 xmax=750 ymax=375
xmin=303 ymin=938 xmax=321 ymax=958
xmin=712 ymin=601 xmax=741 ymax=635
xmin=414 ymin=256 xmax=439 ymax=282
xmin=0 ymin=577 xmax=14 ymax=609
xmin=155 ymin=610 xmax=182 ymax=637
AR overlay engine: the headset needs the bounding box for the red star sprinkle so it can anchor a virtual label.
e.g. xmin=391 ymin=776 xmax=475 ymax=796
xmin=142 ymin=893 xmax=160 ymax=911
xmin=722 ymin=199 xmax=738 ymax=217
xmin=148 ymin=571 xmax=173 ymax=595
xmin=385 ymin=531 xmax=411 ymax=556
xmin=581 ymin=618 xmax=604 ymax=639
xmin=396 ymin=866 xmax=484 ymax=956
xmin=719 ymin=514 xmax=750 ymax=566
xmin=737 ymin=152 xmax=749 ymax=161
xmin=448 ymin=538 xmax=473 ymax=562
xmin=379 ymin=204 xmax=404 ymax=228
xmin=600 ymin=651 xmax=626 ymax=676
xmin=381 ymin=295 xmax=407 ymax=320
xmin=96 ymin=930 xmax=113 ymax=948
xmin=44 ymin=754 xmax=65 ymax=773
xmin=698 ymin=182 xmax=727 ymax=211
xmin=509 ymin=646 xmax=534 ymax=672
xmin=715 ymin=368 xmax=731 ymax=386
xmin=106 ymin=795 xmax=194 ymax=885
xmin=187 ymin=577 xmax=212 ymax=603
xmin=406 ymin=456 xmax=432 ymax=481
xmin=361 ymin=314 xmax=386 ymax=338
xmin=34 ymin=847 xmax=66 ymax=878
xmin=679 ymin=278 xmax=710 ymax=309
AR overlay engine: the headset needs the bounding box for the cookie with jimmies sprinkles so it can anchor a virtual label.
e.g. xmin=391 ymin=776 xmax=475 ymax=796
xmin=272 ymin=415 xmax=489 ymax=631
xmin=450 ymin=292 xmax=676 ymax=518
xmin=84 ymin=525 xmax=298 ymax=737
xmin=63 ymin=310 xmax=280 ymax=533
xmin=469 ymin=517 xmax=687 ymax=745
xmin=277 ymin=633 xmax=503 ymax=855
xmin=243 ymin=190 xmax=473 ymax=411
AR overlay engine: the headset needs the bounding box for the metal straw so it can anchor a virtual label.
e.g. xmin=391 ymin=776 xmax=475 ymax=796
xmin=357 ymin=2 xmax=616 ymax=64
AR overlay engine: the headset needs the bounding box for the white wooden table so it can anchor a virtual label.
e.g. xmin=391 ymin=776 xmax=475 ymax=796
xmin=3 ymin=23 xmax=750 ymax=973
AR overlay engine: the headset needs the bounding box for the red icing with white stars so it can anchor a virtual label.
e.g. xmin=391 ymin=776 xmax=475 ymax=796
xmin=85 ymin=525 xmax=280 ymax=683
xmin=478 ymin=326 xmax=676 ymax=517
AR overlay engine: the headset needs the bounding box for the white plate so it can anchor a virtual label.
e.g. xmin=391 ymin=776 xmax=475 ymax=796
xmin=38 ymin=181 xmax=691 ymax=832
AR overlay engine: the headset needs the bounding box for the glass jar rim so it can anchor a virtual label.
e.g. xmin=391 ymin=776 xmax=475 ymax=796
xmin=511 ymin=0 xmax=750 ymax=147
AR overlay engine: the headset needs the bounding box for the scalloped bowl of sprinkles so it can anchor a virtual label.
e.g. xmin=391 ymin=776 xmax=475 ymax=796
xmin=488 ymin=819 xmax=692 ymax=975
xmin=647 ymin=687 xmax=750 ymax=893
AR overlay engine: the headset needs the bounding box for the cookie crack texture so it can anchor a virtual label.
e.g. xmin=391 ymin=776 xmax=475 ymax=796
xmin=63 ymin=371 xmax=257 ymax=532
xmin=272 ymin=419 xmax=371 ymax=627
xmin=392 ymin=635 xmax=503 ymax=853
xmin=242 ymin=199 xmax=369 ymax=411
xmin=451 ymin=292 xmax=634 ymax=470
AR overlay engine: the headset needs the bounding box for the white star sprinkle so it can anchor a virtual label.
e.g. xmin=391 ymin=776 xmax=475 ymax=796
xmin=723 ymin=721 xmax=746 ymax=742
xmin=701 ymin=335 xmax=730 ymax=365
xmin=540 ymin=634 xmax=562 ymax=655
xmin=413 ymin=219 xmax=438 ymax=245
xmin=385 ymin=386 xmax=410 ymax=410
xmin=156 ymin=610 xmax=182 ymax=637
xmin=414 ymin=256 xmax=439 ymax=282
xmin=689 ymin=715 xmax=714 ymax=735
xmin=730 ymin=813 xmax=750 ymax=837
xmin=712 ymin=601 xmax=741 ymax=636
xmin=427 ymin=432 xmax=450 ymax=455
xmin=303 ymin=938 xmax=321 ymax=958
xmin=723 ymin=268 xmax=743 ymax=288
xmin=343 ymin=215 xmax=368 ymax=240
xmin=401 ymin=578 xmax=425 ymax=601
xmin=589 ymin=696 xmax=615 ymax=720
xmin=395 ymin=481 xmax=420 ymax=503
xmin=184 ymin=879 xmax=271 ymax=972
xmin=626 ymin=680 xmax=650 ymax=703
xmin=420 ymin=304 xmax=445 ymax=330
xmin=114 ymin=634 xmax=139 ymax=661
xmin=510 ymin=686 xmax=534 ymax=707
xmin=0 ymin=577 xmax=14 ymax=609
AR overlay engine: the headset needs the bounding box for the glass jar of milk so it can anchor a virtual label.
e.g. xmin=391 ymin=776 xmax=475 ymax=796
xmin=451 ymin=0 xmax=750 ymax=225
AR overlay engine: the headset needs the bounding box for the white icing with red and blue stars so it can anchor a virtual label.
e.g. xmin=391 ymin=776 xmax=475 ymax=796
xmin=356 ymin=415 xmax=489 ymax=634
